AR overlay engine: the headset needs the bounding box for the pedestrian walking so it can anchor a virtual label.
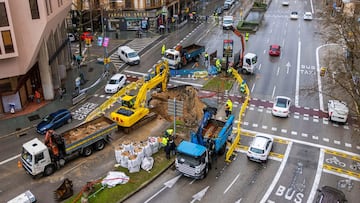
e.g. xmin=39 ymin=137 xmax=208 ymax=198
xmin=225 ymin=99 xmax=233 ymax=119
xmin=34 ymin=90 xmax=41 ymax=103
xmin=204 ymin=52 xmax=209 ymax=67
xmin=161 ymin=44 xmax=166 ymax=56
xmin=58 ymin=87 xmax=66 ymax=101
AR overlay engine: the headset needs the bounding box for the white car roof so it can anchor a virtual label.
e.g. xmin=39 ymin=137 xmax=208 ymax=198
xmin=251 ymin=134 xmax=273 ymax=150
xmin=110 ymin=73 xmax=126 ymax=80
xmin=328 ymin=100 xmax=349 ymax=114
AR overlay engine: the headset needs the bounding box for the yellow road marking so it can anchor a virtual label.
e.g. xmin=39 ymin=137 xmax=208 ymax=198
xmin=324 ymin=149 xmax=360 ymax=162
xmin=323 ymin=164 xmax=360 ymax=179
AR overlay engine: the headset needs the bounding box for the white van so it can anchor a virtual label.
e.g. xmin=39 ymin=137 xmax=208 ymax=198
xmin=223 ymin=16 xmax=234 ymax=30
xmin=117 ymin=46 xmax=140 ymax=65
xmin=7 ymin=190 xmax=36 ymax=203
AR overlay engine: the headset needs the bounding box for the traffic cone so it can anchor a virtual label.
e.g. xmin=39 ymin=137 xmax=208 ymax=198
xmin=18 ymin=160 xmax=22 ymax=168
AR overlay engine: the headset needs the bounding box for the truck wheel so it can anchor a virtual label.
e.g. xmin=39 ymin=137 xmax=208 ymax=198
xmin=44 ymin=164 xmax=55 ymax=176
xmin=82 ymin=146 xmax=93 ymax=157
xmin=95 ymin=140 xmax=105 ymax=151
xmin=241 ymin=69 xmax=248 ymax=74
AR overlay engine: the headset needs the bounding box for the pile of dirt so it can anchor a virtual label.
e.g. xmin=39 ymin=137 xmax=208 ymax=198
xmin=150 ymin=85 xmax=207 ymax=126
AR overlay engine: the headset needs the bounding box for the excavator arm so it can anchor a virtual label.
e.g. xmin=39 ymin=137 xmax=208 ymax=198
xmin=230 ymin=26 xmax=245 ymax=67
xmin=133 ymin=60 xmax=169 ymax=108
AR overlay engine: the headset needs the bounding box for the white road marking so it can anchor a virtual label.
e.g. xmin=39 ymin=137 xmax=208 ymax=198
xmin=260 ymin=142 xmax=293 ymax=203
xmin=224 ymin=174 xmax=240 ymax=194
xmin=295 ymin=41 xmax=301 ymax=107
xmin=308 ymin=148 xmax=324 ymax=203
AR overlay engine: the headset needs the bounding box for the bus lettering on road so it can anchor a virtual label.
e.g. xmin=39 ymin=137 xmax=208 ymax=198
xmin=72 ymin=102 xmax=98 ymax=120
xmin=300 ymin=65 xmax=316 ymax=75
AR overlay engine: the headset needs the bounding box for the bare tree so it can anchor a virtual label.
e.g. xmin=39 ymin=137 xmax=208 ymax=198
xmin=317 ymin=5 xmax=360 ymax=119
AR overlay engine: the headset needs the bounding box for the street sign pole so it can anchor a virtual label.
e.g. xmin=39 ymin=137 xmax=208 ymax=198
xmin=168 ymin=99 xmax=184 ymax=137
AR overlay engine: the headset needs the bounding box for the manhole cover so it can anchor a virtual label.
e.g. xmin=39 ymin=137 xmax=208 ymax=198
xmin=88 ymin=67 xmax=94 ymax=72
xmin=28 ymin=114 xmax=40 ymax=121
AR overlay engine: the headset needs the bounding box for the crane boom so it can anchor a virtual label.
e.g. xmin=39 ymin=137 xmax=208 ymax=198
xmin=229 ymin=25 xmax=245 ymax=67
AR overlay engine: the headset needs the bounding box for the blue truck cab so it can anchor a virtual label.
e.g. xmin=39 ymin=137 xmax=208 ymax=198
xmin=176 ymin=141 xmax=209 ymax=179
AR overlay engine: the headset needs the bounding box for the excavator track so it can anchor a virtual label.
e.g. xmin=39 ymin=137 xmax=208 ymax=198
xmin=122 ymin=112 xmax=158 ymax=134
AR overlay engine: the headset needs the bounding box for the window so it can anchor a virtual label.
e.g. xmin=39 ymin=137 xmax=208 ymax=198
xmin=0 ymin=3 xmax=9 ymax=27
xmin=35 ymin=152 xmax=44 ymax=164
xmin=29 ymin=0 xmax=40 ymax=19
xmin=2 ymin=30 xmax=14 ymax=53
xmin=45 ymin=0 xmax=52 ymax=15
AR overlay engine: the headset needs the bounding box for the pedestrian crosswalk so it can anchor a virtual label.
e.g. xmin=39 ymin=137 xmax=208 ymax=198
xmin=109 ymin=36 xmax=161 ymax=71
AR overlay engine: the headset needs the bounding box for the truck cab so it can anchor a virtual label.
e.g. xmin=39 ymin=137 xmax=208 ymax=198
xmin=21 ymin=138 xmax=52 ymax=177
xmin=234 ymin=52 xmax=258 ymax=74
xmin=175 ymin=141 xmax=210 ymax=179
xmin=163 ymin=49 xmax=181 ymax=69
xmin=223 ymin=16 xmax=234 ymax=30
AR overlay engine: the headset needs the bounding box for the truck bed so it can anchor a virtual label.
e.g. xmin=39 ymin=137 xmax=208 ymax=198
xmin=62 ymin=117 xmax=117 ymax=153
xmin=203 ymin=119 xmax=225 ymax=139
xmin=183 ymin=44 xmax=205 ymax=54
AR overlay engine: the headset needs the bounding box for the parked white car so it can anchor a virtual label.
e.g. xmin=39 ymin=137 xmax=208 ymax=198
xmin=303 ymin=12 xmax=313 ymax=20
xmin=272 ymin=96 xmax=291 ymax=117
xmin=282 ymin=1 xmax=289 ymax=6
xmin=328 ymin=100 xmax=349 ymax=123
xmin=104 ymin=73 xmax=127 ymax=94
xmin=225 ymin=0 xmax=235 ymax=6
xmin=247 ymin=133 xmax=273 ymax=163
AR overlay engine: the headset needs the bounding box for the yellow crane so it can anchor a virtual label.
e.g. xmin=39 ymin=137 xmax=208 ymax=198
xmin=110 ymin=60 xmax=169 ymax=133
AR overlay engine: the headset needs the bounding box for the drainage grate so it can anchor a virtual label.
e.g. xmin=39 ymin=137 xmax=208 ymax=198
xmin=28 ymin=114 xmax=40 ymax=121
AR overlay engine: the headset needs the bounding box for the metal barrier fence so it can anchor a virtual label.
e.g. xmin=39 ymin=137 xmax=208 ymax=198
xmin=225 ymin=68 xmax=250 ymax=163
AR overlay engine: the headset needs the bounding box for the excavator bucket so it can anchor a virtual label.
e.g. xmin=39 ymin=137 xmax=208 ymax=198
xmin=54 ymin=178 xmax=73 ymax=201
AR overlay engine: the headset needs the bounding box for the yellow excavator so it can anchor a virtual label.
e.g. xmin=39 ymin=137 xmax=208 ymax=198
xmin=110 ymin=60 xmax=169 ymax=133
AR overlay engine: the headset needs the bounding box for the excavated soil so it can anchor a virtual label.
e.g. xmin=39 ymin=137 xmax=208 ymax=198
xmin=150 ymin=85 xmax=207 ymax=126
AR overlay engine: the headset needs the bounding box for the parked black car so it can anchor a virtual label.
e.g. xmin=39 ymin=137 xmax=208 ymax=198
xmin=214 ymin=7 xmax=223 ymax=16
xmin=316 ymin=186 xmax=347 ymax=203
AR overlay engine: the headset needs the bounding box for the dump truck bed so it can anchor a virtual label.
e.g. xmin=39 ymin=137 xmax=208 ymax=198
xmin=62 ymin=117 xmax=117 ymax=154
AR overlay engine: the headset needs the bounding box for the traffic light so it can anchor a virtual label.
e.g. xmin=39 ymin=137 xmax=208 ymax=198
xmin=85 ymin=38 xmax=91 ymax=45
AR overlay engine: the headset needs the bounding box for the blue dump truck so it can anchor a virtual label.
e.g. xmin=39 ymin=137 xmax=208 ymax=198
xmin=162 ymin=44 xmax=205 ymax=69
xmin=175 ymin=107 xmax=235 ymax=179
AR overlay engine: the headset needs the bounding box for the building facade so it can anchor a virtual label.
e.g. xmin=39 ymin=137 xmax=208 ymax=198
xmin=0 ymin=0 xmax=72 ymax=114
xmin=72 ymin=0 xmax=195 ymax=32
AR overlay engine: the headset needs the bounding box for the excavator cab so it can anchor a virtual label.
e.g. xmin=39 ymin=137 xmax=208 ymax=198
xmin=121 ymin=95 xmax=136 ymax=109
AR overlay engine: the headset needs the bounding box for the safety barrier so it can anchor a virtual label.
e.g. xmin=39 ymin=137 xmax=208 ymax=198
xmin=225 ymin=68 xmax=250 ymax=163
